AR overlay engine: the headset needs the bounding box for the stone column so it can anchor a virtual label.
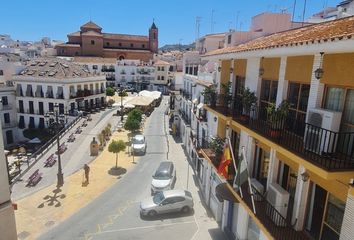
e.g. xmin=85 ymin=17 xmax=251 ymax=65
xmin=291 ymin=165 xmax=310 ymax=230
xmin=230 ymin=59 xmax=235 ymax=96
xmin=276 ymin=56 xmax=288 ymax=106
xmin=307 ymin=53 xmax=325 ymax=110
xmin=0 ymin=120 xmax=17 ymax=239
xmin=235 ymin=203 xmax=250 ymax=239
xmin=245 ymin=57 xmax=262 ymax=97
xmin=340 ymin=184 xmax=354 ymax=240
xmin=266 ymin=148 xmax=279 ymax=189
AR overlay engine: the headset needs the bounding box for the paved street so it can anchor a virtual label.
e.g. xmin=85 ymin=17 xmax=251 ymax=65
xmin=38 ymin=97 xmax=226 ymax=240
xmin=11 ymin=107 xmax=120 ymax=201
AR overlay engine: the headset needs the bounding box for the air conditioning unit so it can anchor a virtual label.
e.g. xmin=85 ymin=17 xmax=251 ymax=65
xmin=266 ymin=183 xmax=290 ymax=226
xmin=250 ymin=178 xmax=264 ymax=201
xmin=304 ymin=108 xmax=342 ymax=154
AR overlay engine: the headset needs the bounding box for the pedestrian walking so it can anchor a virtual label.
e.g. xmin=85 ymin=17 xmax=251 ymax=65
xmin=84 ymin=164 xmax=90 ymax=184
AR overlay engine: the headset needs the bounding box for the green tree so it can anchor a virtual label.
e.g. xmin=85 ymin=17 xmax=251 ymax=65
xmin=128 ymin=109 xmax=142 ymax=122
xmin=118 ymin=89 xmax=128 ymax=97
xmin=108 ymin=140 xmax=126 ymax=168
xmin=124 ymin=118 xmax=141 ymax=132
xmin=106 ymin=87 xmax=115 ymax=96
xmin=124 ymin=109 xmax=142 ymax=132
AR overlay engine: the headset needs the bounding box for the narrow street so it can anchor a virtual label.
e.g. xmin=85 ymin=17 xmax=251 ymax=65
xmin=38 ymin=97 xmax=225 ymax=240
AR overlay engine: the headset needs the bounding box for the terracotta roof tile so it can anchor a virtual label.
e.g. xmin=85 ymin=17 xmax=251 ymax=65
xmin=55 ymin=43 xmax=80 ymax=48
xmin=154 ymin=60 xmax=170 ymax=65
xmin=68 ymin=31 xmax=80 ymax=37
xmin=81 ymin=21 xmax=102 ymax=30
xmin=17 ymin=58 xmax=99 ymax=79
xmin=81 ymin=30 xmax=102 ymax=37
xmin=103 ymin=33 xmax=148 ymax=41
xmin=205 ymin=16 xmax=354 ymax=56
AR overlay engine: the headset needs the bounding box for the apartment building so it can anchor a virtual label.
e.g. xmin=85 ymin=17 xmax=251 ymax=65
xmin=72 ymin=57 xmax=117 ymax=87
xmin=151 ymin=60 xmax=170 ymax=93
xmin=224 ymin=12 xmax=309 ymax=49
xmin=0 ymin=54 xmax=25 ymax=146
xmin=115 ymin=59 xmax=155 ymax=90
xmin=0 ymin=123 xmax=17 ymax=239
xmin=13 ymin=58 xmax=106 ymax=131
xmin=178 ymin=16 xmax=354 ymax=240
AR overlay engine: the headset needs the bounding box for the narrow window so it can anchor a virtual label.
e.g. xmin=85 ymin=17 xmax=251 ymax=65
xmin=91 ymin=40 xmax=95 ymax=45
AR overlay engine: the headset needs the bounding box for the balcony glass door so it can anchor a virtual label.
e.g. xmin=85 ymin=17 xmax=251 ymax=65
xmin=306 ymin=183 xmax=327 ymax=240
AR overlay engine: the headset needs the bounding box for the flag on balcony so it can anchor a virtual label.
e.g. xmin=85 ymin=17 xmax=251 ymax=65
xmin=234 ymin=148 xmax=249 ymax=189
xmin=218 ymin=143 xmax=231 ymax=179
xmin=234 ymin=146 xmax=256 ymax=214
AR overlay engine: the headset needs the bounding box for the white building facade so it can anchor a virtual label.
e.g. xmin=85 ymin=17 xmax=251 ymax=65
xmin=13 ymin=58 xmax=106 ymax=132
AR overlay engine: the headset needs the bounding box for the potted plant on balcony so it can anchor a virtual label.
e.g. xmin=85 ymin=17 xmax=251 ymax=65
xmin=266 ymin=100 xmax=289 ymax=138
xmin=240 ymin=87 xmax=257 ymax=123
xmin=202 ymin=85 xmax=217 ymax=108
xmin=209 ymin=136 xmax=225 ymax=166
xmin=221 ymin=82 xmax=232 ymax=108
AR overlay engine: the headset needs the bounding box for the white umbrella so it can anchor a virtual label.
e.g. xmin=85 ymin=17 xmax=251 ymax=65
xmin=28 ymin=137 xmax=41 ymax=144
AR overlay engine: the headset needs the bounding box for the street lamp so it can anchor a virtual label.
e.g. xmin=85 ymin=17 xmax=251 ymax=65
xmin=118 ymin=87 xmax=125 ymax=121
xmin=44 ymin=103 xmax=66 ymax=187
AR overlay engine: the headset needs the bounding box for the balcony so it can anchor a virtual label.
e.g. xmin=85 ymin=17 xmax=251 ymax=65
xmin=2 ymin=121 xmax=17 ymax=129
xmin=179 ymin=110 xmax=191 ymax=125
xmin=181 ymin=90 xmax=191 ymax=101
xmin=199 ymin=141 xmax=309 ymax=240
xmin=207 ymin=95 xmax=354 ymax=171
xmin=1 ymin=104 xmax=12 ymax=111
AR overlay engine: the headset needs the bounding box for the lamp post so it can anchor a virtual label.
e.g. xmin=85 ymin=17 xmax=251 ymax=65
xmin=118 ymin=87 xmax=125 ymax=121
xmin=44 ymin=103 xmax=66 ymax=187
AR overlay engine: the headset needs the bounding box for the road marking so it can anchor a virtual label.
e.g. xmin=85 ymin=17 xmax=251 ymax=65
xmin=190 ymin=213 xmax=200 ymax=240
xmin=88 ymin=221 xmax=195 ymax=236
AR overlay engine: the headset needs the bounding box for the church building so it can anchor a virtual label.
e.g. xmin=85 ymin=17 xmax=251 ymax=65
xmin=56 ymin=21 xmax=158 ymax=61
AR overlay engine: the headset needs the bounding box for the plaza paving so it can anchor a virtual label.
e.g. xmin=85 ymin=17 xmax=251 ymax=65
xmin=13 ymin=97 xmax=225 ymax=240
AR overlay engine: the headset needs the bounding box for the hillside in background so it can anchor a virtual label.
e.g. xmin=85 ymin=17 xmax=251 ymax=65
xmin=159 ymin=43 xmax=195 ymax=52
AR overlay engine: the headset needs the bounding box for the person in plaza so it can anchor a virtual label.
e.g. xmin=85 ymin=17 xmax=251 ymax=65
xmin=83 ymin=164 xmax=90 ymax=183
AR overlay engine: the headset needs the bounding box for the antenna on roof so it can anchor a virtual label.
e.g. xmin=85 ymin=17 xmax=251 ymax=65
xmin=211 ymin=9 xmax=216 ymax=33
xmin=301 ymin=0 xmax=307 ymax=27
xmin=291 ymin=0 xmax=297 ymax=28
xmin=195 ymin=16 xmax=201 ymax=45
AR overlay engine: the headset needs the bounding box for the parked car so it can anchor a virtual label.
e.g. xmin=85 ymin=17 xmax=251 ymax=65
xmin=140 ymin=190 xmax=193 ymax=217
xmin=131 ymin=135 xmax=147 ymax=154
xmin=151 ymin=161 xmax=176 ymax=194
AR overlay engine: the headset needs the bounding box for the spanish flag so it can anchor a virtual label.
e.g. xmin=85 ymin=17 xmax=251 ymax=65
xmin=218 ymin=143 xmax=231 ymax=179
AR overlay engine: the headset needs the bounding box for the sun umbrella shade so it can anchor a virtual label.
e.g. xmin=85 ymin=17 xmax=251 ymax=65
xmin=28 ymin=137 xmax=42 ymax=144
xmin=126 ymin=95 xmax=154 ymax=106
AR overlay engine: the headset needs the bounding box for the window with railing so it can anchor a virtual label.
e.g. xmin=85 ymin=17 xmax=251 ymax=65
xmin=2 ymin=96 xmax=8 ymax=106
xmin=324 ymin=86 xmax=354 ymax=157
xmin=260 ymin=79 xmax=278 ymax=116
xmin=287 ymin=82 xmax=309 ymax=135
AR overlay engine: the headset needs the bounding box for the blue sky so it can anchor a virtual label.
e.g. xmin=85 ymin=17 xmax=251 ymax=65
xmin=0 ymin=0 xmax=341 ymax=46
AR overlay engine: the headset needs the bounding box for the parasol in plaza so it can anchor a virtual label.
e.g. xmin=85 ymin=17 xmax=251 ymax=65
xmin=28 ymin=137 xmax=42 ymax=144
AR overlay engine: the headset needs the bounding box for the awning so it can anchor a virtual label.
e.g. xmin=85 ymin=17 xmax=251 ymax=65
xmin=197 ymin=103 xmax=204 ymax=109
xmin=215 ymin=183 xmax=239 ymax=203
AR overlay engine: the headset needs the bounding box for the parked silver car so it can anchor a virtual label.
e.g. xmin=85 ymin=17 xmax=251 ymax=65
xmin=140 ymin=190 xmax=194 ymax=217
xmin=151 ymin=161 xmax=176 ymax=194
xmin=131 ymin=135 xmax=146 ymax=154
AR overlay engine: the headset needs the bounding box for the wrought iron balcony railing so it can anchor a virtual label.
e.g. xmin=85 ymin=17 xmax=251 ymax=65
xmin=207 ymin=95 xmax=354 ymax=171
